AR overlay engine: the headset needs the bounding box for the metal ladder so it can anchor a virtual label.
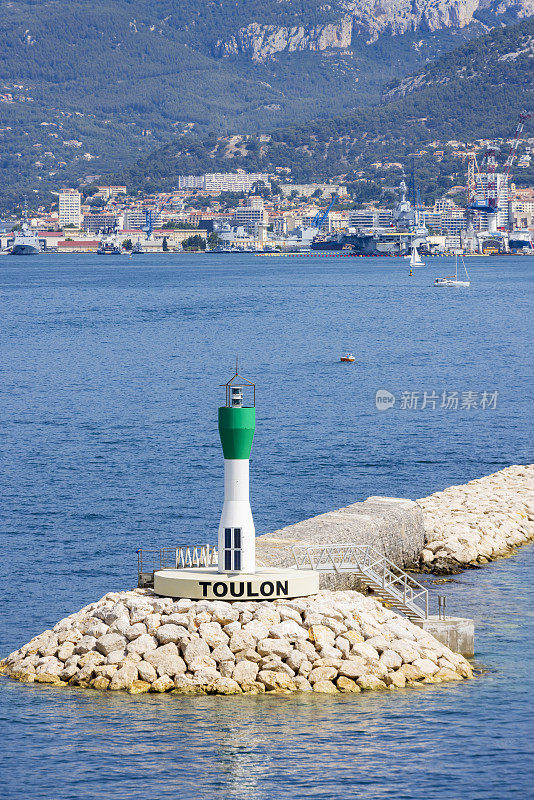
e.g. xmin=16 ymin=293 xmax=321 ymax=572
xmin=292 ymin=543 xmax=428 ymax=622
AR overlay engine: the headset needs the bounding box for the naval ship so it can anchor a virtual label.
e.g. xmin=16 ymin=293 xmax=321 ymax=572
xmin=9 ymin=211 xmax=40 ymax=255
xmin=311 ymin=181 xmax=428 ymax=256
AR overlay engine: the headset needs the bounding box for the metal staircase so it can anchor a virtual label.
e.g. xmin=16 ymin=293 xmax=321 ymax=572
xmin=292 ymin=543 xmax=428 ymax=622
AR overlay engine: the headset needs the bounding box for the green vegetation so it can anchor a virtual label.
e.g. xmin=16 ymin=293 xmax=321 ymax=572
xmin=0 ymin=0 xmax=507 ymax=210
xmin=108 ymin=19 xmax=534 ymax=204
xmin=181 ymin=234 xmax=206 ymax=251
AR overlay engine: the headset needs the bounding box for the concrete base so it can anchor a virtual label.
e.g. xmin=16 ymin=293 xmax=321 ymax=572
xmin=153 ymin=567 xmax=319 ymax=601
xmin=418 ymin=616 xmax=475 ymax=657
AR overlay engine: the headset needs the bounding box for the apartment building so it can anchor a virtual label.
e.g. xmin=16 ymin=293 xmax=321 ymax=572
xmin=58 ymin=190 xmax=82 ymax=227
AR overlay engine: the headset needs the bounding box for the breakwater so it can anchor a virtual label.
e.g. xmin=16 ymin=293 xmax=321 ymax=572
xmin=417 ymin=465 xmax=534 ymax=573
xmin=0 ymin=589 xmax=472 ymax=695
xmin=256 ymin=496 xmax=424 ymax=589
xmin=255 ymin=466 xmax=534 ymax=579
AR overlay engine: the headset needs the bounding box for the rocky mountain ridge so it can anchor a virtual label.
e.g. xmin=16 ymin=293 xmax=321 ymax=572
xmin=216 ymin=0 xmax=533 ymax=60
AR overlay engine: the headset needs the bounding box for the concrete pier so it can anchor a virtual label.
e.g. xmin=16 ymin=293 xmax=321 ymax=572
xmin=419 ymin=616 xmax=475 ymax=658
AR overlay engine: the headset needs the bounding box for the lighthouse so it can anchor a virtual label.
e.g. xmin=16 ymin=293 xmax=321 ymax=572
xmin=152 ymin=363 xmax=319 ymax=601
xmin=218 ymin=366 xmax=256 ymax=573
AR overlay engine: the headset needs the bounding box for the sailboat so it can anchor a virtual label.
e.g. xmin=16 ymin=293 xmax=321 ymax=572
xmin=407 ymin=243 xmax=424 ymax=268
xmin=434 ymin=252 xmax=470 ymax=287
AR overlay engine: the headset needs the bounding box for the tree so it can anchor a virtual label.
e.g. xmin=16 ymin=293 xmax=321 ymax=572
xmin=162 ymin=236 xmax=169 ymax=252
xmin=182 ymin=234 xmax=206 ymax=251
xmin=208 ymin=231 xmax=221 ymax=248
xmin=122 ymin=238 xmax=133 ymax=250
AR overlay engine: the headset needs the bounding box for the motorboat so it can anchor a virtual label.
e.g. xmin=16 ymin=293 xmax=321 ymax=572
xmin=340 ymin=353 xmax=356 ymax=362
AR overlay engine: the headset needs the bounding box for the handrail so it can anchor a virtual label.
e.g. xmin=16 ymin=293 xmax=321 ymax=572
xmin=292 ymin=543 xmax=429 ymax=619
xmin=137 ymin=545 xmax=218 ymax=578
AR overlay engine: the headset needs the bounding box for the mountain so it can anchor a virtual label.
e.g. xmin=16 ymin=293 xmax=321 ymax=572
xmin=108 ymin=19 xmax=534 ymax=203
xmin=0 ymin=0 xmax=532 ymax=209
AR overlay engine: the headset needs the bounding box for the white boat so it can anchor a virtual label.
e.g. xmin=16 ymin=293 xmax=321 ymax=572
xmin=407 ymin=244 xmax=424 ymax=268
xmin=434 ymin=253 xmax=470 ymax=287
xmin=9 ymin=209 xmax=40 ymax=255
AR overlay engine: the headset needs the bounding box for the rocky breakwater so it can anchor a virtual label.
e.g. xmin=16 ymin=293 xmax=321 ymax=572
xmin=0 ymin=589 xmax=472 ymax=696
xmin=418 ymin=465 xmax=534 ymax=573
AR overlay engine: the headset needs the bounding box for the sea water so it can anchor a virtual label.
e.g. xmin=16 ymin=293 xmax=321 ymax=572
xmin=0 ymin=254 xmax=532 ymax=799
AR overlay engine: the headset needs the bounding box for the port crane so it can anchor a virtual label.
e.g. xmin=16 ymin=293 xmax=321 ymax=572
xmin=312 ymin=194 xmax=338 ymax=231
xmin=142 ymin=209 xmax=154 ymax=239
xmin=467 ymin=112 xmax=533 ymax=232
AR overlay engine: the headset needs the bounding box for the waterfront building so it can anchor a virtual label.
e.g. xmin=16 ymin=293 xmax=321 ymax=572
xmin=475 ymin=172 xmax=509 ymax=229
xmin=348 ymin=209 xmax=393 ymax=228
xmin=58 ymin=190 xmax=82 ymax=228
xmin=83 ymin=213 xmax=118 ymax=233
xmin=232 ymin=197 xmax=268 ymax=235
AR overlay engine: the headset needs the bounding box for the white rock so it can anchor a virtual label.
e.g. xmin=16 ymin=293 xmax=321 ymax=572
xmin=96 ymin=633 xmax=127 ymax=657
xmin=198 ymin=622 xmax=228 ymax=648
xmin=269 ymin=620 xmax=308 ymax=641
xmin=156 ymin=624 xmax=189 ymax=646
xmin=126 ymin=634 xmax=157 ymax=656
xmin=146 ymin=643 xmax=186 ymax=677
xmin=232 ymin=660 xmax=259 ymax=684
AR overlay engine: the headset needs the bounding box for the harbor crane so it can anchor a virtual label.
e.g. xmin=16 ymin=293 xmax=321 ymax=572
xmin=467 ymin=112 xmax=533 ymax=233
xmin=312 ymin=193 xmax=338 ymax=231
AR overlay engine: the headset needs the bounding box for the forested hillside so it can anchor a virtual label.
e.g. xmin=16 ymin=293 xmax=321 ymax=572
xmin=0 ymin=0 xmax=531 ymax=209
xmin=108 ymin=19 xmax=534 ymax=204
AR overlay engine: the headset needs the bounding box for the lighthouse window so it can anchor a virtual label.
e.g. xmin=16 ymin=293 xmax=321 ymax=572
xmin=223 ymin=527 xmax=242 ymax=571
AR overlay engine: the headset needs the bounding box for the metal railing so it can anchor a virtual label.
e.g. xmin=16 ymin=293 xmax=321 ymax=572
xmin=137 ymin=545 xmax=218 ymax=582
xmin=292 ymin=543 xmax=429 ymax=619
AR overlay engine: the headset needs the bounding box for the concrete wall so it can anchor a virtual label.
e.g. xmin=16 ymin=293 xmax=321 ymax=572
xmin=256 ymin=496 xmax=425 ymax=590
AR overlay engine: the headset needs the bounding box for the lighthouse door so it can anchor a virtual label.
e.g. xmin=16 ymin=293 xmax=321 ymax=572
xmin=224 ymin=527 xmax=242 ymax=571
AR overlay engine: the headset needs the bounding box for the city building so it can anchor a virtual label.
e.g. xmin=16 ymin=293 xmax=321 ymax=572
xmin=348 ymin=209 xmax=393 ymax=228
xmin=232 ymin=197 xmax=268 ymax=235
xmin=83 ymin=213 xmax=118 ymax=233
xmin=96 ymin=185 xmax=127 ymax=201
xmin=280 ymin=184 xmax=347 ymax=199
xmin=58 ymin=190 xmax=82 ymax=227
xmin=178 ymin=172 xmax=271 ymax=194
xmin=474 ymin=172 xmax=509 ymax=228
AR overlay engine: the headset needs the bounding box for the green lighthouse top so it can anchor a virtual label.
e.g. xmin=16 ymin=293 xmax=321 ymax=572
xmin=218 ymin=361 xmax=256 ymax=459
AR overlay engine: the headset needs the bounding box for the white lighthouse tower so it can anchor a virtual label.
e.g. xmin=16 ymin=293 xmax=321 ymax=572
xmin=217 ymin=365 xmax=256 ymax=573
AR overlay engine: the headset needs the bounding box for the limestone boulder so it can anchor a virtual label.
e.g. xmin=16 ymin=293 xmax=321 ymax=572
xmin=198 ymin=622 xmax=228 ymax=648
xmin=232 ymin=660 xmax=259 ymax=684
xmin=156 ymin=624 xmax=189 ymax=646
xmin=146 ymin=644 xmax=187 ymax=677
xmin=126 ymin=634 xmax=157 ymax=657
xmin=313 ymin=680 xmax=338 ymax=693
xmin=96 ymin=633 xmax=127 ymax=657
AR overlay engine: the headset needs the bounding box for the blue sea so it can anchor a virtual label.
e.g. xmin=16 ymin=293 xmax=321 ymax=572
xmin=0 ymin=253 xmax=533 ymax=800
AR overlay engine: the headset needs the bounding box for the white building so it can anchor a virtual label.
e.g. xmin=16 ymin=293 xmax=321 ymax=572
xmin=178 ymin=172 xmax=271 ymax=193
xmin=232 ymin=197 xmax=268 ymax=234
xmin=59 ymin=190 xmax=82 ymax=227
xmin=348 ymin=209 xmax=393 ymax=228
xmin=474 ymin=172 xmax=509 ymax=229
